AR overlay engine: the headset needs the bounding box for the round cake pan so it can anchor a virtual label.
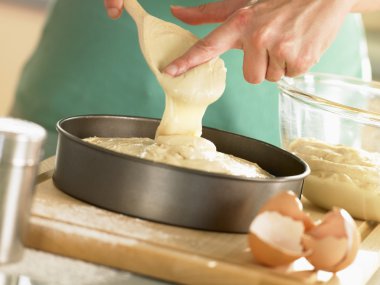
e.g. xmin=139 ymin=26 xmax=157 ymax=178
xmin=53 ymin=115 xmax=310 ymax=233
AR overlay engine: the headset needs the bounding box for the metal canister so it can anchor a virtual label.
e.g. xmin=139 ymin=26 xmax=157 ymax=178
xmin=0 ymin=118 xmax=46 ymax=264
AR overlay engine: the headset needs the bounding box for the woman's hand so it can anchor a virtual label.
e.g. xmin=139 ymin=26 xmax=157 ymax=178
xmin=163 ymin=0 xmax=356 ymax=84
xmin=104 ymin=0 xmax=123 ymax=19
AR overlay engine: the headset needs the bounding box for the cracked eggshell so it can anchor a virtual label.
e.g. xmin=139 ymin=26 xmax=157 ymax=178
xmin=248 ymin=211 xmax=305 ymax=267
xmin=302 ymin=208 xmax=361 ymax=272
xmin=258 ymin=191 xmax=315 ymax=231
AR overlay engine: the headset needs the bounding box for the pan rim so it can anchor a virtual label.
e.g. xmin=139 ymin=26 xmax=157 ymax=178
xmin=56 ymin=114 xmax=310 ymax=182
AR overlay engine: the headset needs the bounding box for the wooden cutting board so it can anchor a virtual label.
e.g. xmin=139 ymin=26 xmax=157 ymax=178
xmin=26 ymin=157 xmax=380 ymax=285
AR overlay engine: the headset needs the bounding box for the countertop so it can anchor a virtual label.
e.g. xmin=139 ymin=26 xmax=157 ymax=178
xmin=0 ymin=157 xmax=169 ymax=285
xmin=2 ymin=157 xmax=380 ymax=285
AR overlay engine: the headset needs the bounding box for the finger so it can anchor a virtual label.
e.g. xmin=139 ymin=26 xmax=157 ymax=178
xmin=171 ymin=0 xmax=247 ymax=25
xmin=104 ymin=0 xmax=123 ymax=19
xmin=285 ymin=51 xmax=316 ymax=77
xmin=243 ymin=46 xmax=268 ymax=84
xmin=163 ymin=21 xmax=241 ymax=76
xmin=265 ymin=54 xmax=285 ymax=82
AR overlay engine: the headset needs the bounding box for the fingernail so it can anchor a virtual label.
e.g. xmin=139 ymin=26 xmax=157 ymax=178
xmin=163 ymin=64 xmax=178 ymax=76
xmin=107 ymin=8 xmax=121 ymax=19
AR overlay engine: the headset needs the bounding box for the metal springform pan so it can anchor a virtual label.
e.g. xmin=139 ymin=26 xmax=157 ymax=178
xmin=53 ymin=115 xmax=310 ymax=233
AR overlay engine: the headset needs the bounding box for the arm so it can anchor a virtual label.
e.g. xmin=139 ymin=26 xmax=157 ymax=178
xmin=102 ymin=0 xmax=380 ymax=17
xmin=103 ymin=0 xmax=380 ymax=83
xmin=352 ymin=1 xmax=380 ymax=11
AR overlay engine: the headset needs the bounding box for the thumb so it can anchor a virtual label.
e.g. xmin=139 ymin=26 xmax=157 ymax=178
xmin=171 ymin=0 xmax=247 ymax=25
xmin=162 ymin=20 xmax=240 ymax=76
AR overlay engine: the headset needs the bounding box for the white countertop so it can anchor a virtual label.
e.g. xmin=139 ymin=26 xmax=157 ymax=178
xmin=0 ymin=249 xmax=169 ymax=285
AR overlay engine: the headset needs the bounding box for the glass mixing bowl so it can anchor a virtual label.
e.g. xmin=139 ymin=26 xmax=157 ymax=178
xmin=278 ymin=73 xmax=380 ymax=221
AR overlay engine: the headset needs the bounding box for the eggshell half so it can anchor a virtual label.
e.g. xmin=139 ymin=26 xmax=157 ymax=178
xmin=302 ymin=235 xmax=348 ymax=270
xmin=303 ymin=208 xmax=361 ymax=272
xmin=248 ymin=211 xmax=305 ymax=267
xmin=258 ymin=191 xmax=314 ymax=231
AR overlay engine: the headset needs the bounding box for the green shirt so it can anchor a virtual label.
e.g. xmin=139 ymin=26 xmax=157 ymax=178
xmin=11 ymin=0 xmax=370 ymax=156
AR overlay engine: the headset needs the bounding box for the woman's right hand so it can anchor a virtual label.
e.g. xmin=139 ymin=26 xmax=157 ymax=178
xmin=163 ymin=0 xmax=355 ymax=84
xmin=104 ymin=0 xmax=123 ymax=19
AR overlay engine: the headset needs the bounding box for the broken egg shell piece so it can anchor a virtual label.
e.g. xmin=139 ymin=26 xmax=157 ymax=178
xmin=302 ymin=235 xmax=348 ymax=271
xmin=303 ymin=208 xmax=361 ymax=272
xmin=258 ymin=191 xmax=315 ymax=231
xmin=248 ymin=211 xmax=306 ymax=267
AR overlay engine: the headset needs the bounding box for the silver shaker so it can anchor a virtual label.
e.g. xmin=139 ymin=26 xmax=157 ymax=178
xmin=0 ymin=118 xmax=46 ymax=264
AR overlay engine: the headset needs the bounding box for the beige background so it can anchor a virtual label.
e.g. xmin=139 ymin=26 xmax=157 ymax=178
xmin=0 ymin=1 xmax=48 ymax=116
xmin=1 ymin=1 xmax=380 ymax=117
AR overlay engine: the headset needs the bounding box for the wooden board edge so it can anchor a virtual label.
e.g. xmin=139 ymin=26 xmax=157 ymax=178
xmin=38 ymin=157 xmax=55 ymax=175
xmin=26 ymin=216 xmax=314 ymax=285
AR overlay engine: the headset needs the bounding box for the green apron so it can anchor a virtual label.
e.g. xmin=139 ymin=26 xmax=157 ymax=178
xmin=11 ymin=0 xmax=369 ymax=157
